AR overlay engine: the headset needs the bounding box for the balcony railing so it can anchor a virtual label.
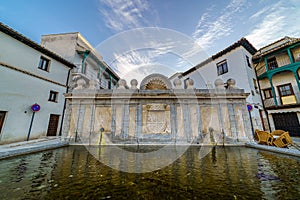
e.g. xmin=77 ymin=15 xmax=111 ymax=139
xmin=277 ymin=57 xmax=291 ymax=68
xmin=256 ymin=67 xmax=266 ymax=77
xmin=99 ymin=79 xmax=108 ymax=89
xmin=263 ymin=92 xmax=300 ymax=108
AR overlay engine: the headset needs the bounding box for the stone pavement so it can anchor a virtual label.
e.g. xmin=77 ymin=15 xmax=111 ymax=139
xmin=246 ymin=137 xmax=300 ymax=158
xmin=0 ymin=137 xmax=69 ymax=160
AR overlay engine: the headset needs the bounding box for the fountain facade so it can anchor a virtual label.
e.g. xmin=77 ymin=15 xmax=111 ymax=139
xmin=62 ymin=73 xmax=253 ymax=144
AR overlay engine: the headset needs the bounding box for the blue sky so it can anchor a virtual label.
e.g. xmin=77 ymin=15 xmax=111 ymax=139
xmin=1 ymin=0 xmax=300 ymax=79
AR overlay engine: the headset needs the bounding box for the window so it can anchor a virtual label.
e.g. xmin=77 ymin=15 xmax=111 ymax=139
xmin=267 ymin=57 xmax=278 ymax=70
xmin=246 ymin=55 xmax=251 ymax=68
xmin=38 ymin=56 xmax=50 ymax=71
xmin=278 ymin=83 xmax=294 ymax=97
xmin=48 ymin=91 xmax=58 ymax=102
xmin=0 ymin=111 xmax=6 ymax=134
xmin=217 ymin=60 xmax=228 ymax=75
xmin=263 ymin=88 xmax=273 ymax=99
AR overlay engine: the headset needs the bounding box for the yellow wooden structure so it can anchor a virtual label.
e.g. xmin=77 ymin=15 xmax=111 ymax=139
xmin=271 ymin=130 xmax=285 ymax=136
xmin=272 ymin=132 xmax=293 ymax=148
xmin=254 ymin=129 xmax=273 ymax=145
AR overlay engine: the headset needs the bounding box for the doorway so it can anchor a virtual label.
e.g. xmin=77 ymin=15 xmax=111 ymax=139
xmin=272 ymin=112 xmax=300 ymax=136
xmin=47 ymin=114 xmax=60 ymax=136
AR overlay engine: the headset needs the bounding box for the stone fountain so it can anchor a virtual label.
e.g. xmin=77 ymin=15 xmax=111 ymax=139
xmin=63 ymin=73 xmax=253 ymax=145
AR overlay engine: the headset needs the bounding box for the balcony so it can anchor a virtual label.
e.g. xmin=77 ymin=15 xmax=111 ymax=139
xmin=99 ymin=79 xmax=109 ymax=89
xmin=263 ymin=92 xmax=300 ymax=108
xmin=256 ymin=66 xmax=266 ymax=77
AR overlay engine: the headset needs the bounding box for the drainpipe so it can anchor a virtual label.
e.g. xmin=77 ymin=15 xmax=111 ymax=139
xmin=59 ymin=67 xmax=72 ymax=136
xmin=254 ymin=59 xmax=271 ymax=131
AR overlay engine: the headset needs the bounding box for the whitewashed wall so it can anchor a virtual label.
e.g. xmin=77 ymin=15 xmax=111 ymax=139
xmin=176 ymin=46 xmax=263 ymax=130
xmin=0 ymin=32 xmax=70 ymax=142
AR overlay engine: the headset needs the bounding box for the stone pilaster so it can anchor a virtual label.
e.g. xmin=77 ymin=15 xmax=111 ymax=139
xmin=170 ymin=103 xmax=177 ymax=140
xmin=183 ymin=102 xmax=192 ymax=142
xmin=121 ymin=101 xmax=130 ymax=139
xmin=75 ymin=101 xmax=85 ymax=142
xmin=227 ymin=103 xmax=238 ymax=141
xmin=136 ymin=103 xmax=143 ymax=139
xmin=197 ymin=105 xmax=202 ymax=139
xmin=111 ymin=104 xmax=116 ymax=138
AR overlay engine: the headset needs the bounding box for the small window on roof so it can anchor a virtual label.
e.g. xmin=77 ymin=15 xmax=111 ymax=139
xmin=217 ymin=60 xmax=228 ymax=76
xmin=38 ymin=56 xmax=50 ymax=71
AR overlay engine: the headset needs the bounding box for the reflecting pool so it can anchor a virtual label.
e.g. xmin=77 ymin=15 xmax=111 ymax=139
xmin=0 ymin=146 xmax=300 ymax=199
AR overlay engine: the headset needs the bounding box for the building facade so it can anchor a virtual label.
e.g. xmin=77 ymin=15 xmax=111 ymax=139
xmin=171 ymin=38 xmax=265 ymax=132
xmin=41 ymin=33 xmax=119 ymax=90
xmin=0 ymin=23 xmax=76 ymax=143
xmin=253 ymin=36 xmax=300 ymax=136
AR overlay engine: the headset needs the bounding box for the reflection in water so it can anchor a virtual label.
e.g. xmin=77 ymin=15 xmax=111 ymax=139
xmin=12 ymin=158 xmax=27 ymax=183
xmin=0 ymin=146 xmax=299 ymax=199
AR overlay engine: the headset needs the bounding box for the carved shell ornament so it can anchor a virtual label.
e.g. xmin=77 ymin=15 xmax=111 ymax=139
xmin=144 ymin=79 xmax=168 ymax=90
xmin=140 ymin=73 xmax=172 ymax=90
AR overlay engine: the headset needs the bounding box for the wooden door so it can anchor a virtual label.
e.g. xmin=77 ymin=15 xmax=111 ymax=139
xmin=272 ymin=112 xmax=300 ymax=136
xmin=47 ymin=114 xmax=60 ymax=136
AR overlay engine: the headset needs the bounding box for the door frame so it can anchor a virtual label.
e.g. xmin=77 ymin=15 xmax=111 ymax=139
xmin=47 ymin=114 xmax=60 ymax=136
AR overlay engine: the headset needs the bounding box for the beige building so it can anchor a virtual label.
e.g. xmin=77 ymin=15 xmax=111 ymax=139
xmin=41 ymin=33 xmax=119 ymax=90
xmin=253 ymin=36 xmax=300 ymax=136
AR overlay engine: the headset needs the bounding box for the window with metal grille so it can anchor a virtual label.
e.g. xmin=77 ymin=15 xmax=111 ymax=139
xmin=278 ymin=83 xmax=293 ymax=97
xmin=267 ymin=57 xmax=278 ymax=70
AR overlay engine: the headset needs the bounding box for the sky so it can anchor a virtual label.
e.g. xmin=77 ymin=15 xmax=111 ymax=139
xmin=1 ymin=0 xmax=300 ymax=80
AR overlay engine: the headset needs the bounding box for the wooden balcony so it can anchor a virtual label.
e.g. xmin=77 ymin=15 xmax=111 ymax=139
xmin=263 ymin=93 xmax=300 ymax=108
xmin=256 ymin=66 xmax=266 ymax=77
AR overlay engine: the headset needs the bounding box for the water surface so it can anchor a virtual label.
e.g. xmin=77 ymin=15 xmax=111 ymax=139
xmin=0 ymin=146 xmax=299 ymax=199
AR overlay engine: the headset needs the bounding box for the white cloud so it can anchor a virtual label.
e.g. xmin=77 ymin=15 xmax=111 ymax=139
xmin=246 ymin=0 xmax=300 ymax=49
xmin=97 ymin=28 xmax=208 ymax=80
xmin=99 ymin=0 xmax=152 ymax=32
xmin=193 ymin=0 xmax=247 ymax=49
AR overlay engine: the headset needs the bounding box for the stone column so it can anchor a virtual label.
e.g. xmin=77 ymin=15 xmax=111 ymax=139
xmin=88 ymin=103 xmax=96 ymax=144
xmin=218 ymin=103 xmax=225 ymax=140
xmin=62 ymin=99 xmax=72 ymax=138
xmin=121 ymin=101 xmax=130 ymax=139
xmin=197 ymin=105 xmax=203 ymax=140
xmin=170 ymin=103 xmax=177 ymax=140
xmin=183 ymin=102 xmax=192 ymax=142
xmin=136 ymin=103 xmax=143 ymax=140
xmin=111 ymin=104 xmax=116 ymax=138
xmin=227 ymin=103 xmax=238 ymax=141
xmin=75 ymin=100 xmax=86 ymax=142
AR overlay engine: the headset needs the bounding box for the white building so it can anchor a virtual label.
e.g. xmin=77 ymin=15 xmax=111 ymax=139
xmin=41 ymin=33 xmax=119 ymax=90
xmin=0 ymin=22 xmax=76 ymax=143
xmin=171 ymin=38 xmax=265 ymax=131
